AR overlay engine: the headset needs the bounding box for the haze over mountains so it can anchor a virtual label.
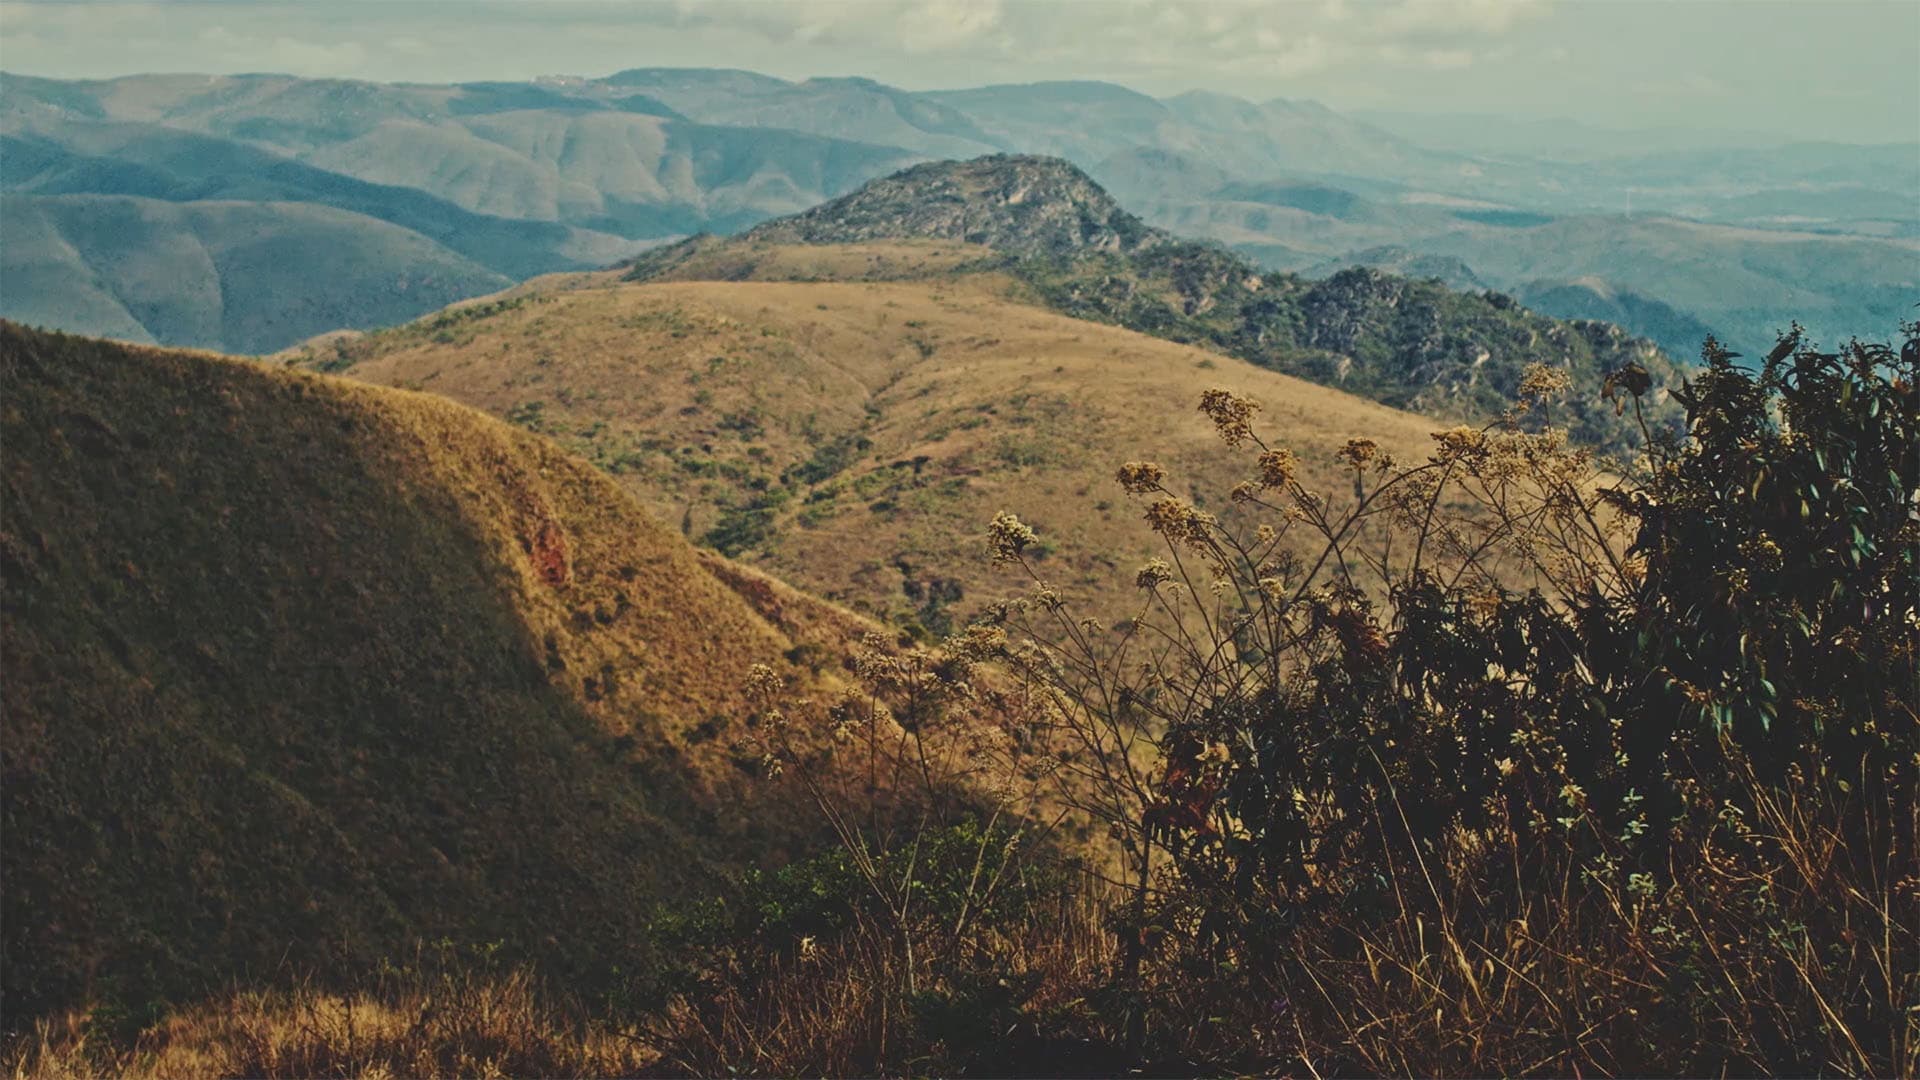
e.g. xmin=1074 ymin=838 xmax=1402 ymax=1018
xmin=4 ymin=67 xmax=1913 ymax=357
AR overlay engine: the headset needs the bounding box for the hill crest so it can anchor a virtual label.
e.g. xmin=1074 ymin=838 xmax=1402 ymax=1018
xmin=628 ymin=160 xmax=1686 ymax=454
xmin=0 ymin=319 xmax=892 ymax=1019
xmin=739 ymin=154 xmax=1163 ymax=257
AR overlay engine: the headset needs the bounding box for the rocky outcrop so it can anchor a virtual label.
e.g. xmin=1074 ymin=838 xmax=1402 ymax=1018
xmin=741 ymin=155 xmax=1165 ymax=257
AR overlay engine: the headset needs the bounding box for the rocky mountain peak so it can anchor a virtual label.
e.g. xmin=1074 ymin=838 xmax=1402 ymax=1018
xmin=740 ymin=154 xmax=1165 ymax=257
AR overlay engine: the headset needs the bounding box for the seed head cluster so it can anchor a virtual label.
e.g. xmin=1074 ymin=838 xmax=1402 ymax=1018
xmin=1198 ymin=388 xmax=1260 ymax=447
xmin=987 ymin=511 xmax=1038 ymax=563
xmin=1115 ymin=460 xmax=1166 ymax=495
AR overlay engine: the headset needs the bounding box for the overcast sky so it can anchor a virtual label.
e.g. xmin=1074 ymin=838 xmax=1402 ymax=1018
xmin=3 ymin=0 xmax=1916 ymax=143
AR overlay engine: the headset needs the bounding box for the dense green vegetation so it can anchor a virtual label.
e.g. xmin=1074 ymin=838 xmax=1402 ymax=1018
xmin=1009 ymin=242 xmax=1687 ymax=453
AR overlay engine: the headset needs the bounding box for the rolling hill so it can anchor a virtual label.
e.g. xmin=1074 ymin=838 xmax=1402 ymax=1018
xmin=634 ymin=157 xmax=1686 ymax=454
xmin=0 ymin=320 xmax=890 ymax=1022
xmin=287 ymin=246 xmax=1481 ymax=634
xmin=1 ymin=193 xmax=515 ymax=353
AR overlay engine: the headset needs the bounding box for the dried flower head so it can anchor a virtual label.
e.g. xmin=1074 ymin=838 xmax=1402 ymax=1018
xmin=1145 ymin=496 xmax=1215 ymax=547
xmin=1739 ymin=535 xmax=1783 ymax=571
xmin=1135 ymin=558 xmax=1175 ymax=589
xmin=1519 ymin=362 xmax=1573 ymax=404
xmin=952 ymin=623 xmax=1009 ymax=659
xmin=1257 ymin=448 xmax=1297 ymax=490
xmin=744 ymin=663 xmax=784 ymax=704
xmin=1198 ymin=388 xmax=1260 ymax=447
xmin=1432 ymin=426 xmax=1487 ymax=462
xmin=1115 ymin=460 xmax=1166 ymax=495
xmin=1339 ymin=438 xmax=1379 ymax=469
xmin=987 ymin=511 xmax=1038 ymax=563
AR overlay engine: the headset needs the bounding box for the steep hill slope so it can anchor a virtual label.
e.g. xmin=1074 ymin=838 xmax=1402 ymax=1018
xmin=0 ymin=321 xmax=879 ymax=1022
xmin=632 ymin=156 xmax=1686 ymax=453
xmin=287 ymin=254 xmax=1449 ymax=631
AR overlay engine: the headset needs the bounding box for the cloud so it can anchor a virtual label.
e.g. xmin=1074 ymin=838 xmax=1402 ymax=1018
xmin=0 ymin=0 xmax=1533 ymax=86
xmin=897 ymin=0 xmax=1005 ymax=51
xmin=199 ymin=24 xmax=369 ymax=75
xmin=656 ymin=0 xmax=1004 ymax=51
xmin=1371 ymin=0 xmax=1546 ymax=37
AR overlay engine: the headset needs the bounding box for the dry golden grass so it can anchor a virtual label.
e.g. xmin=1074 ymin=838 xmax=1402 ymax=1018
xmin=639 ymin=238 xmax=1004 ymax=285
xmin=287 ymin=246 xmax=1447 ymax=628
xmin=7 ymin=967 xmax=650 ymax=1079
xmin=1 ymin=320 xmax=901 ymax=1024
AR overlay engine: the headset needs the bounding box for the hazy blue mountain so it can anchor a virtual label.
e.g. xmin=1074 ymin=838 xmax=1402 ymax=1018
xmin=1352 ymin=110 xmax=1795 ymax=161
xmin=0 ymin=71 xmax=923 ymax=349
xmin=2 ymin=67 xmax=1909 ymax=358
xmin=600 ymin=69 xmax=1001 ymax=159
xmin=0 ymin=193 xmax=511 ymax=353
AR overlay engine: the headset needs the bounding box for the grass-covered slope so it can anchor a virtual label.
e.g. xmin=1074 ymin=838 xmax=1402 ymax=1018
xmin=285 ymin=257 xmax=1448 ymax=631
xmin=631 ymin=156 xmax=1687 ymax=454
xmin=0 ymin=321 xmax=874 ymax=1024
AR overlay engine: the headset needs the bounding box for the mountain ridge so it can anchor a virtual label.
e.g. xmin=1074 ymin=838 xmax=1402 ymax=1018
xmin=740 ymin=154 xmax=1163 ymax=256
xmin=3 ymin=67 xmax=1910 ymax=357
xmin=629 ymin=155 xmax=1686 ymax=453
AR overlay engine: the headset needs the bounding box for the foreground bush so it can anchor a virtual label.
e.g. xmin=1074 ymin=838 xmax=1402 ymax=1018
xmin=977 ymin=323 xmax=1917 ymax=1075
xmin=10 ymin=323 xmax=1913 ymax=1078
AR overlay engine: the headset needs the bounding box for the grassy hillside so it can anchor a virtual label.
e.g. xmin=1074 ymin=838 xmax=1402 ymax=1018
xmin=0 ymin=321 xmax=883 ymax=1024
xmin=285 ymin=251 xmax=1448 ymax=631
xmin=632 ymin=158 xmax=1686 ymax=454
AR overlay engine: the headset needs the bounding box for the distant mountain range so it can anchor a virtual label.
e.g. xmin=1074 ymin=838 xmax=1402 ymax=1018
xmin=3 ymin=68 xmax=1913 ymax=355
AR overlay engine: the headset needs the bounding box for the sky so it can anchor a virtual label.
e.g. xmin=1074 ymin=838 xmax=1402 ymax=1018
xmin=2 ymin=0 xmax=1916 ymax=144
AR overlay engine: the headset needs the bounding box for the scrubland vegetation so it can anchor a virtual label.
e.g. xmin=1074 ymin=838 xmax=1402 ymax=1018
xmin=9 ymin=316 xmax=1912 ymax=1077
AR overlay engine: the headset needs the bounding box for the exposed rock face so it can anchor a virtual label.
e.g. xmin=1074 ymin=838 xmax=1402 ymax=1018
xmin=1299 ymin=268 xmax=1410 ymax=355
xmin=742 ymin=154 xmax=1165 ymax=257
